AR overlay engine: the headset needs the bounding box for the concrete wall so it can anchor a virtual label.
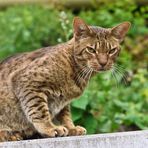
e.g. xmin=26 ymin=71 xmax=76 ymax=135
xmin=0 ymin=130 xmax=148 ymax=148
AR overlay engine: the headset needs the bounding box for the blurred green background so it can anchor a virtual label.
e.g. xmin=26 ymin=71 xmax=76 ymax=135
xmin=0 ymin=0 xmax=147 ymax=134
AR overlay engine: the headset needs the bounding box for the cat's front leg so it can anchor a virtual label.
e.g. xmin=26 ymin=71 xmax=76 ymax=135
xmin=18 ymin=90 xmax=68 ymax=137
xmin=57 ymin=105 xmax=87 ymax=136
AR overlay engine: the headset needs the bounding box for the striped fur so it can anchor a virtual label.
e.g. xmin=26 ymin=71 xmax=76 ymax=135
xmin=0 ymin=17 xmax=130 ymax=141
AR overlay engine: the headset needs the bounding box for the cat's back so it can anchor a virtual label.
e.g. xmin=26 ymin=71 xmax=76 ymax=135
xmin=0 ymin=47 xmax=52 ymax=79
xmin=0 ymin=46 xmax=57 ymax=104
xmin=0 ymin=43 xmax=68 ymax=85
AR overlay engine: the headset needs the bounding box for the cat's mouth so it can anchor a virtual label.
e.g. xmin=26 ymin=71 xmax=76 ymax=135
xmin=94 ymin=66 xmax=112 ymax=72
xmin=99 ymin=67 xmax=105 ymax=71
xmin=89 ymin=63 xmax=112 ymax=72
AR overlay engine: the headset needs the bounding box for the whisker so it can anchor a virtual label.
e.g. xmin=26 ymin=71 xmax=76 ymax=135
xmin=113 ymin=65 xmax=128 ymax=85
xmin=75 ymin=67 xmax=89 ymax=85
xmin=74 ymin=68 xmax=87 ymax=84
xmin=111 ymin=68 xmax=119 ymax=88
xmin=87 ymin=69 xmax=93 ymax=85
xmin=84 ymin=69 xmax=91 ymax=80
xmin=115 ymin=63 xmax=126 ymax=71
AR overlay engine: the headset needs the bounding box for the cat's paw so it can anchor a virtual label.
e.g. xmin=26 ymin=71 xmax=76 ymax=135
xmin=54 ymin=126 xmax=68 ymax=137
xmin=43 ymin=126 xmax=68 ymax=137
xmin=9 ymin=132 xmax=23 ymax=141
xmin=0 ymin=131 xmax=23 ymax=141
xmin=68 ymin=126 xmax=87 ymax=136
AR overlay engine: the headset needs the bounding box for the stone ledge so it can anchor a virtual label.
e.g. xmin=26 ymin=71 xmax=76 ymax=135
xmin=0 ymin=130 xmax=148 ymax=148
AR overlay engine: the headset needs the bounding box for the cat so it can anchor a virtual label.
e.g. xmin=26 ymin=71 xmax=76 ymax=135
xmin=0 ymin=17 xmax=130 ymax=141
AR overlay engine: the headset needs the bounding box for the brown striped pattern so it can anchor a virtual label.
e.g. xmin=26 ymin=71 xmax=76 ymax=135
xmin=0 ymin=17 xmax=130 ymax=141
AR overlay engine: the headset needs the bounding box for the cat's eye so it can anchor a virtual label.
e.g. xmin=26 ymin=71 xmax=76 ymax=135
xmin=86 ymin=47 xmax=96 ymax=54
xmin=109 ymin=48 xmax=117 ymax=55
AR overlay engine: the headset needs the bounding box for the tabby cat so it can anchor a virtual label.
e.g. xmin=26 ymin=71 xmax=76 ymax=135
xmin=0 ymin=17 xmax=130 ymax=141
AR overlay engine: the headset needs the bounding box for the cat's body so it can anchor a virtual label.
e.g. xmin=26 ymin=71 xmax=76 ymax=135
xmin=0 ymin=40 xmax=88 ymax=141
xmin=0 ymin=17 xmax=130 ymax=141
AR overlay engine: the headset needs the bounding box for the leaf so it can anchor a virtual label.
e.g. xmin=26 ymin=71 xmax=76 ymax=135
xmin=71 ymin=107 xmax=84 ymax=121
xmin=83 ymin=113 xmax=98 ymax=134
xmin=99 ymin=120 xmax=112 ymax=133
xmin=72 ymin=93 xmax=90 ymax=110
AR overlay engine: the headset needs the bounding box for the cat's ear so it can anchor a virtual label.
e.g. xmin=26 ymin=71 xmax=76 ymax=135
xmin=73 ymin=17 xmax=93 ymax=40
xmin=111 ymin=22 xmax=131 ymax=42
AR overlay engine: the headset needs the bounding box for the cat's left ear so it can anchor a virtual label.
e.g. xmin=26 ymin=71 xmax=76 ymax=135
xmin=73 ymin=17 xmax=93 ymax=40
xmin=111 ymin=22 xmax=131 ymax=42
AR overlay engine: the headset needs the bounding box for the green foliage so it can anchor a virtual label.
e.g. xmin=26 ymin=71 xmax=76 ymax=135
xmin=0 ymin=5 xmax=73 ymax=59
xmin=0 ymin=0 xmax=147 ymax=134
xmin=72 ymin=68 xmax=148 ymax=133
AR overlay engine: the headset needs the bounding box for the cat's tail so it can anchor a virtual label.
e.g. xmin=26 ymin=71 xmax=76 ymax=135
xmin=0 ymin=130 xmax=24 ymax=142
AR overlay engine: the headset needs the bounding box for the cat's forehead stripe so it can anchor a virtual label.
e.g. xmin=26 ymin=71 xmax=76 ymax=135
xmin=90 ymin=26 xmax=118 ymax=50
xmin=96 ymin=40 xmax=112 ymax=51
xmin=95 ymin=37 xmax=117 ymax=51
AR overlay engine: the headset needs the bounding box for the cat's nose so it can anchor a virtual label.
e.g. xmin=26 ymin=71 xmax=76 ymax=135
xmin=99 ymin=58 xmax=108 ymax=67
xmin=99 ymin=62 xmax=107 ymax=67
xmin=98 ymin=54 xmax=108 ymax=67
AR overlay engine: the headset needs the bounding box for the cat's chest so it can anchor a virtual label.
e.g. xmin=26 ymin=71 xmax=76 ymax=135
xmin=66 ymin=83 xmax=85 ymax=99
xmin=46 ymin=82 xmax=86 ymax=117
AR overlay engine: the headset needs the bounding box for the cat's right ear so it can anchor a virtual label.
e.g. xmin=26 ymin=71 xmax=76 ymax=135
xmin=111 ymin=22 xmax=131 ymax=42
xmin=73 ymin=17 xmax=92 ymax=40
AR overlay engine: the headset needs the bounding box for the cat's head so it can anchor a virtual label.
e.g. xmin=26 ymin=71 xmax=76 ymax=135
xmin=73 ymin=17 xmax=131 ymax=72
